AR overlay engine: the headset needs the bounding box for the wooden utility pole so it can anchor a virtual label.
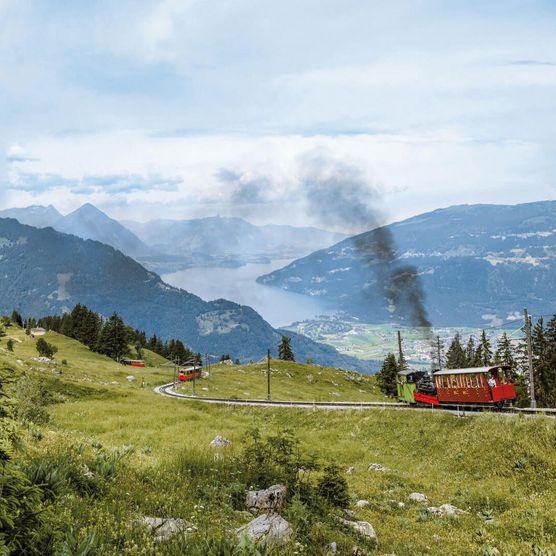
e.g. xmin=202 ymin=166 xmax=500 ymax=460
xmin=397 ymin=330 xmax=405 ymax=369
xmin=267 ymin=349 xmax=271 ymax=401
xmin=524 ymin=308 xmax=536 ymax=409
xmin=173 ymin=358 xmax=177 ymax=391
xmin=436 ymin=336 xmax=442 ymax=370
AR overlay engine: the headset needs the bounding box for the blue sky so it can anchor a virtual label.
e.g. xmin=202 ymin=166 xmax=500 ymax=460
xmin=1 ymin=0 xmax=555 ymax=230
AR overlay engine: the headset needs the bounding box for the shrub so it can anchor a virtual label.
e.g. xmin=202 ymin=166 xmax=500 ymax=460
xmin=316 ymin=464 xmax=350 ymax=508
xmin=15 ymin=374 xmax=52 ymax=424
xmin=36 ymin=337 xmax=58 ymax=359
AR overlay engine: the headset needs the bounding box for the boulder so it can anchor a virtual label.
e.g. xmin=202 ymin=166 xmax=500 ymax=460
xmin=126 ymin=375 xmax=135 ymax=382
xmin=427 ymin=504 xmax=467 ymax=517
xmin=339 ymin=518 xmax=377 ymax=542
xmin=327 ymin=541 xmax=338 ymax=554
xmin=367 ymin=463 xmax=386 ymax=472
xmin=409 ymin=492 xmax=428 ymax=503
xmin=345 ymin=466 xmax=355 ymax=475
xmin=246 ymin=484 xmax=287 ymax=514
xmin=209 ymin=435 xmax=231 ymax=448
xmin=238 ymin=513 xmax=291 ymax=546
xmin=138 ymin=517 xmax=190 ymax=542
xmin=356 ymin=500 xmax=369 ymax=508
xmin=343 ymin=508 xmax=356 ymax=519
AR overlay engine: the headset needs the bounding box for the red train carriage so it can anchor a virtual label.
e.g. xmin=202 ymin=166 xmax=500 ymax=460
xmin=413 ymin=366 xmax=516 ymax=408
xmin=178 ymin=369 xmax=201 ymax=382
xmin=121 ymin=359 xmax=145 ymax=367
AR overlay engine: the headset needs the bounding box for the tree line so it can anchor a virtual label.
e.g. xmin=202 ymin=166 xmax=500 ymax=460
xmin=376 ymin=314 xmax=556 ymax=407
xmin=11 ymin=305 xmax=201 ymax=365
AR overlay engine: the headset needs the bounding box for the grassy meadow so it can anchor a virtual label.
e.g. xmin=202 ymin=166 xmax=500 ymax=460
xmin=3 ymin=325 xmax=556 ymax=555
xmin=176 ymin=359 xmax=389 ymax=402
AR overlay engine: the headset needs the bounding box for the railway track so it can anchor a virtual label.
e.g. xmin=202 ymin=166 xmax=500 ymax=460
xmin=154 ymin=383 xmax=556 ymax=417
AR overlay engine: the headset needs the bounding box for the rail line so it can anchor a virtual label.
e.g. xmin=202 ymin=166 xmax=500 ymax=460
xmin=154 ymin=383 xmax=556 ymax=417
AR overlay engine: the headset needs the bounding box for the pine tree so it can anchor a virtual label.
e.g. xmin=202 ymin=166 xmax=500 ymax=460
xmin=446 ymin=333 xmax=466 ymax=368
xmin=542 ymin=315 xmax=556 ymax=407
xmin=531 ymin=317 xmax=554 ymax=407
xmin=10 ymin=310 xmax=23 ymax=327
xmin=477 ymin=330 xmax=493 ymax=366
xmin=494 ymin=332 xmax=516 ymax=367
xmin=278 ymin=336 xmax=295 ymax=361
xmin=376 ymin=353 xmax=399 ymax=397
xmin=464 ymin=335 xmax=478 ymax=367
xmin=97 ymin=313 xmax=129 ymax=361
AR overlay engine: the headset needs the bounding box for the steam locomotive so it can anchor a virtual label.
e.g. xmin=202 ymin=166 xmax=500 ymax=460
xmin=397 ymin=365 xmax=516 ymax=408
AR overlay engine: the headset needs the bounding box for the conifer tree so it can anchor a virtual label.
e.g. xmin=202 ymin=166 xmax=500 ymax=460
xmin=278 ymin=335 xmax=295 ymax=361
xmin=464 ymin=335 xmax=478 ymax=367
xmin=541 ymin=315 xmax=556 ymax=407
xmin=10 ymin=310 xmax=23 ymax=327
xmin=376 ymin=353 xmax=399 ymax=397
xmin=97 ymin=313 xmax=129 ymax=361
xmin=446 ymin=333 xmax=466 ymax=368
xmin=494 ymin=332 xmax=516 ymax=367
xmin=477 ymin=330 xmax=493 ymax=366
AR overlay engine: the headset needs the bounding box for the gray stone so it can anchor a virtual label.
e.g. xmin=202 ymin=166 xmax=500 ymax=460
xmin=209 ymin=435 xmax=231 ymax=448
xmin=345 ymin=466 xmax=355 ymax=474
xmin=339 ymin=518 xmax=377 ymax=542
xmin=427 ymin=504 xmax=467 ymax=517
xmin=246 ymin=484 xmax=287 ymax=514
xmin=356 ymin=500 xmax=369 ymax=508
xmin=327 ymin=541 xmax=338 ymax=554
xmin=238 ymin=513 xmax=291 ymax=546
xmin=409 ymin=492 xmax=428 ymax=503
xmin=126 ymin=375 xmax=135 ymax=382
xmin=343 ymin=508 xmax=356 ymax=519
xmin=367 ymin=463 xmax=386 ymax=472
xmin=139 ymin=517 xmax=189 ymax=542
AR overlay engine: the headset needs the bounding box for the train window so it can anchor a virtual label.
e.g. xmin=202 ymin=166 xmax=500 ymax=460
xmin=451 ymin=376 xmax=458 ymax=388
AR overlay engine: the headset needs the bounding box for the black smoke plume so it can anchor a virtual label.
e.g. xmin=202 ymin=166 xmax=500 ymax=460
xmin=301 ymin=156 xmax=432 ymax=338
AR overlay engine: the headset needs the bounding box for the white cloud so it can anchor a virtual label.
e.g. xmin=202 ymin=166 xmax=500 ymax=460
xmin=0 ymin=1 xmax=555 ymax=226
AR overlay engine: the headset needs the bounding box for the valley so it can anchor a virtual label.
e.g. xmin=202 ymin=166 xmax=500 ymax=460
xmin=284 ymin=317 xmax=521 ymax=368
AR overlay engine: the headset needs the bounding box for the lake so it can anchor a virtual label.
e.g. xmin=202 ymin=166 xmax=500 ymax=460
xmin=162 ymin=259 xmax=331 ymax=328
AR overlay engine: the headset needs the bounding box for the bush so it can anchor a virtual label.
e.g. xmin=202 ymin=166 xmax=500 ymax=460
xmin=316 ymin=464 xmax=350 ymax=508
xmin=15 ymin=375 xmax=52 ymax=424
xmin=36 ymin=337 xmax=58 ymax=359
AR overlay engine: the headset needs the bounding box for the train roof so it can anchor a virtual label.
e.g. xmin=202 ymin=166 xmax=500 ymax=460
xmin=434 ymin=365 xmax=510 ymax=376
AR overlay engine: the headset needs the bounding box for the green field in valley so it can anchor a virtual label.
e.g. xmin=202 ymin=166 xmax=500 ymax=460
xmin=285 ymin=318 xmax=522 ymax=368
xmin=2 ymin=325 xmax=555 ymax=555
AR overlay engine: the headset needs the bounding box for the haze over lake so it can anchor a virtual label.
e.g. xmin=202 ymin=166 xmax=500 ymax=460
xmin=162 ymin=259 xmax=331 ymax=328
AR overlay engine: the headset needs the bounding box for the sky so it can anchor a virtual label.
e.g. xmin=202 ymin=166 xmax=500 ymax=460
xmin=1 ymin=0 xmax=555 ymax=232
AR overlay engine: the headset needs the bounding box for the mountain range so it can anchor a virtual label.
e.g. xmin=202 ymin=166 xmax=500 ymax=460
xmin=0 ymin=204 xmax=345 ymax=272
xmin=258 ymin=200 xmax=556 ymax=327
xmin=0 ymin=217 xmax=375 ymax=371
xmin=124 ymin=216 xmax=346 ymax=264
xmin=0 ymin=204 xmax=150 ymax=258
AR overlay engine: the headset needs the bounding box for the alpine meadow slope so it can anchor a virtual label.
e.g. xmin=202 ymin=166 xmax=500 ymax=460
xmin=258 ymin=201 xmax=556 ymax=327
xmin=0 ymin=217 xmax=375 ymax=371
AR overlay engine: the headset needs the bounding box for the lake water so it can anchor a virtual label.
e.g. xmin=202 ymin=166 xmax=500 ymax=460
xmin=162 ymin=259 xmax=331 ymax=328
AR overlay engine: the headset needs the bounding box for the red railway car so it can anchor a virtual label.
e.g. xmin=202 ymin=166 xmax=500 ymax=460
xmin=178 ymin=369 xmax=201 ymax=382
xmin=413 ymin=366 xmax=516 ymax=408
xmin=121 ymin=359 xmax=146 ymax=367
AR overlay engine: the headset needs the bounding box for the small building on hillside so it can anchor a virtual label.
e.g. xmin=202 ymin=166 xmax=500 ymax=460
xmin=30 ymin=327 xmax=46 ymax=338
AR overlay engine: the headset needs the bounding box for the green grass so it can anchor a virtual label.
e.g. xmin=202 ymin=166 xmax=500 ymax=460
xmin=3 ymin=326 xmax=556 ymax=555
xmin=176 ymin=359 xmax=389 ymax=402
